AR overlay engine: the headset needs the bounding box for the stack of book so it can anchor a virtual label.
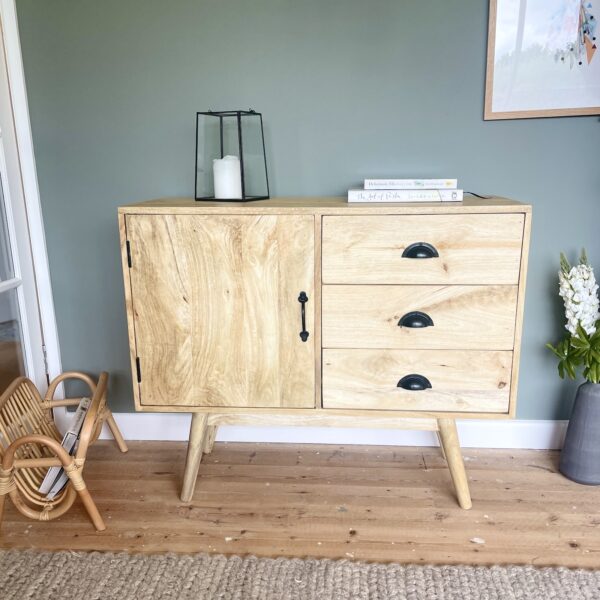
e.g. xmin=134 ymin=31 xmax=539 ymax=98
xmin=348 ymin=178 xmax=463 ymax=203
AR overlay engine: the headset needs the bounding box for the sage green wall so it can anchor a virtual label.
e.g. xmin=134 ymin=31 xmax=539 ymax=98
xmin=16 ymin=0 xmax=599 ymax=417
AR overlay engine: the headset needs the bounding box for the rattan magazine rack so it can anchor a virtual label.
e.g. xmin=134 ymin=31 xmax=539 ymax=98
xmin=0 ymin=371 xmax=127 ymax=531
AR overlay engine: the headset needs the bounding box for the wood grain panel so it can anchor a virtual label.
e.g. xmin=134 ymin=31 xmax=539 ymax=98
xmin=322 ymin=214 xmax=524 ymax=284
xmin=119 ymin=213 xmax=143 ymax=410
xmin=127 ymin=215 xmax=195 ymax=406
xmin=508 ymin=210 xmax=532 ymax=417
xmin=127 ymin=214 xmax=315 ymax=408
xmin=322 ymin=349 xmax=511 ymax=413
xmin=119 ymin=196 xmax=532 ymax=215
xmin=206 ymin=412 xmax=439 ymax=430
xmin=322 ymin=285 xmax=518 ymax=350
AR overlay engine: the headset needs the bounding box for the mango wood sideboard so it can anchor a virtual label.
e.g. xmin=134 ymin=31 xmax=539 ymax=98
xmin=118 ymin=197 xmax=531 ymax=509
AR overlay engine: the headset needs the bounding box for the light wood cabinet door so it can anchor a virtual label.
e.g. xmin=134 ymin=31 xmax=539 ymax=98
xmin=126 ymin=214 xmax=315 ymax=408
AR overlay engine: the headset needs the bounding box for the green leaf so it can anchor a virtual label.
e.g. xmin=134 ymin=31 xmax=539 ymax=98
xmin=586 ymin=363 xmax=597 ymax=384
xmin=560 ymin=252 xmax=571 ymax=274
xmin=546 ymin=343 xmax=564 ymax=358
xmin=576 ymin=324 xmax=590 ymax=343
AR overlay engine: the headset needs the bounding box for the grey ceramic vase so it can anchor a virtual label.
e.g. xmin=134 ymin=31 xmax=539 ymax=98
xmin=560 ymin=382 xmax=600 ymax=485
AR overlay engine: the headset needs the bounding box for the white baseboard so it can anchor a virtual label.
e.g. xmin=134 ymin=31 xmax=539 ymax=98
xmin=98 ymin=413 xmax=568 ymax=450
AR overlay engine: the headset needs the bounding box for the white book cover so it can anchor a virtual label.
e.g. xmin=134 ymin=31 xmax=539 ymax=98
xmin=364 ymin=178 xmax=458 ymax=190
xmin=348 ymin=189 xmax=463 ymax=203
xmin=38 ymin=397 xmax=92 ymax=496
xmin=46 ymin=437 xmax=79 ymax=500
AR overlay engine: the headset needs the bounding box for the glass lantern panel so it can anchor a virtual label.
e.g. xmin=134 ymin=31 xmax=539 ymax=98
xmin=196 ymin=114 xmax=246 ymax=199
xmin=221 ymin=115 xmax=242 ymax=159
xmin=195 ymin=113 xmax=221 ymax=199
xmin=240 ymin=114 xmax=268 ymax=199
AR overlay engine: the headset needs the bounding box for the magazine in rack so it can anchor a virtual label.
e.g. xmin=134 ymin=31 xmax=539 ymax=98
xmin=38 ymin=396 xmax=92 ymax=499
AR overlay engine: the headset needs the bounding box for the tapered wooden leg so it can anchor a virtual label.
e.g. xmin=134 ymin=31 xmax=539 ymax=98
xmin=435 ymin=431 xmax=447 ymax=461
xmin=437 ymin=419 xmax=472 ymax=510
xmin=180 ymin=413 xmax=208 ymax=503
xmin=0 ymin=493 xmax=6 ymax=531
xmin=64 ymin=464 xmax=106 ymax=531
xmin=76 ymin=487 xmax=106 ymax=531
xmin=105 ymin=411 xmax=128 ymax=453
xmin=0 ymin=466 xmax=13 ymax=533
xmin=203 ymin=425 xmax=217 ymax=454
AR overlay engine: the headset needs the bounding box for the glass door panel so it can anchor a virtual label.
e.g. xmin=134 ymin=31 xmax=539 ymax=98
xmin=0 ymin=163 xmax=30 ymax=394
xmin=0 ymin=181 xmax=13 ymax=281
xmin=0 ymin=287 xmax=25 ymax=392
xmin=0 ymin=20 xmax=51 ymax=395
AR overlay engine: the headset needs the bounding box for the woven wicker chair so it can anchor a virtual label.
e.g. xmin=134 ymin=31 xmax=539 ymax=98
xmin=0 ymin=371 xmax=127 ymax=532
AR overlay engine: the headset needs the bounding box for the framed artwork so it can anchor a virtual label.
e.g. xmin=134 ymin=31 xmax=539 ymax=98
xmin=485 ymin=0 xmax=600 ymax=119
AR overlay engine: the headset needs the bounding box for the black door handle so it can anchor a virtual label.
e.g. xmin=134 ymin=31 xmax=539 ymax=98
xmin=397 ymin=374 xmax=432 ymax=391
xmin=398 ymin=311 xmax=434 ymax=328
xmin=298 ymin=291 xmax=309 ymax=342
xmin=402 ymin=242 xmax=439 ymax=259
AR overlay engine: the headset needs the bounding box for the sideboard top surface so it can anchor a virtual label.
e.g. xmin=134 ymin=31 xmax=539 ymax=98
xmin=119 ymin=196 xmax=531 ymax=215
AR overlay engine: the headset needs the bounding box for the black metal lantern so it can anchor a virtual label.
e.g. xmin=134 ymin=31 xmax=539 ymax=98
xmin=195 ymin=109 xmax=270 ymax=202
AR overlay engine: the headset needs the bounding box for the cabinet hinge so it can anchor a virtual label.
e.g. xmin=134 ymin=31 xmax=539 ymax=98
xmin=126 ymin=240 xmax=132 ymax=268
xmin=135 ymin=357 xmax=141 ymax=383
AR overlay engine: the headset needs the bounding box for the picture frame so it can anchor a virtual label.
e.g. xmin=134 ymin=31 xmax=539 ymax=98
xmin=485 ymin=0 xmax=600 ymax=120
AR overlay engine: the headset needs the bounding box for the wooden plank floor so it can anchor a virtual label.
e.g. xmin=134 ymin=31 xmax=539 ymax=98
xmin=1 ymin=441 xmax=600 ymax=568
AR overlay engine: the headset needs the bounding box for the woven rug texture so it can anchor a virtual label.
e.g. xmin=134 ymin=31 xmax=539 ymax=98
xmin=1 ymin=550 xmax=600 ymax=600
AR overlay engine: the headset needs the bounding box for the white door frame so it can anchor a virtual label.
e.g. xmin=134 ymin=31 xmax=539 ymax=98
xmin=0 ymin=0 xmax=62 ymax=389
xmin=0 ymin=128 xmax=43 ymax=383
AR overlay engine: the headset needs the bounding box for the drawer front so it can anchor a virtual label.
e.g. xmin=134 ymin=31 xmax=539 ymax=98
xmin=322 ymin=349 xmax=511 ymax=413
xmin=322 ymin=214 xmax=524 ymax=284
xmin=322 ymin=285 xmax=518 ymax=350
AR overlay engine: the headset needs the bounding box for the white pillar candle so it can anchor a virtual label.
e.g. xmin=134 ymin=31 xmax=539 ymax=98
xmin=213 ymin=155 xmax=242 ymax=199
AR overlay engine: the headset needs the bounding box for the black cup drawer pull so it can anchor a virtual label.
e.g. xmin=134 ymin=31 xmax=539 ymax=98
xmin=298 ymin=291 xmax=309 ymax=342
xmin=402 ymin=242 xmax=439 ymax=259
xmin=398 ymin=311 xmax=434 ymax=328
xmin=397 ymin=374 xmax=432 ymax=391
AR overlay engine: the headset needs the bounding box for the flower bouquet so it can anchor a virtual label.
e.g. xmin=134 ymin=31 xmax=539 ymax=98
xmin=547 ymin=249 xmax=600 ymax=382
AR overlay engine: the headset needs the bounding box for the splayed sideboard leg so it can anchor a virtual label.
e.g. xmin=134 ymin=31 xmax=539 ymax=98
xmin=437 ymin=418 xmax=472 ymax=510
xmin=180 ymin=413 xmax=208 ymax=503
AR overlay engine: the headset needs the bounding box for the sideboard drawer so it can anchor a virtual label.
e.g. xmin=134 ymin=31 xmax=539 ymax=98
xmin=322 ymin=214 xmax=524 ymax=284
xmin=322 ymin=349 xmax=511 ymax=413
xmin=322 ymin=285 xmax=517 ymax=350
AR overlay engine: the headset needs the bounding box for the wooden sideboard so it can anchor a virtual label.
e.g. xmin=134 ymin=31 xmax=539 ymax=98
xmin=119 ymin=197 xmax=531 ymax=509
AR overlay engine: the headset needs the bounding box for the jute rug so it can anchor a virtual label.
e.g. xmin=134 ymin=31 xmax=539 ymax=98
xmin=1 ymin=550 xmax=599 ymax=600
